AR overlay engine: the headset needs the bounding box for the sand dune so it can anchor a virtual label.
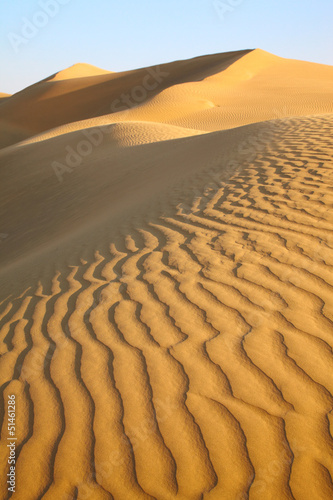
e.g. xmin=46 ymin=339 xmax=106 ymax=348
xmin=0 ymin=50 xmax=333 ymax=500
xmin=2 ymin=49 xmax=333 ymax=151
xmin=0 ymin=49 xmax=251 ymax=149
xmin=49 ymin=63 xmax=112 ymax=81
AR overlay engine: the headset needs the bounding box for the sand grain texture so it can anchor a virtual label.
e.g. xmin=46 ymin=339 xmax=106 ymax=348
xmin=0 ymin=49 xmax=333 ymax=500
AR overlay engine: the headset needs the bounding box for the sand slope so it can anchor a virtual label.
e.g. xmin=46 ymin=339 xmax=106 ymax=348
xmin=0 ymin=50 xmax=333 ymax=500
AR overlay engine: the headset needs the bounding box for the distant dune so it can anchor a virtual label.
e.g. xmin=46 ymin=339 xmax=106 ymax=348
xmin=0 ymin=50 xmax=333 ymax=500
xmin=49 ymin=63 xmax=112 ymax=81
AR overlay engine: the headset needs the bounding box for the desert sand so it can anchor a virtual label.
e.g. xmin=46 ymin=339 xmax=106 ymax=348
xmin=0 ymin=49 xmax=333 ymax=500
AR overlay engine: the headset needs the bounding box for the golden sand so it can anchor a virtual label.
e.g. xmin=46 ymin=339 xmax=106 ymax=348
xmin=0 ymin=49 xmax=333 ymax=499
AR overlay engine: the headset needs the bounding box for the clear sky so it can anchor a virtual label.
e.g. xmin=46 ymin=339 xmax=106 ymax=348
xmin=1 ymin=0 xmax=332 ymax=94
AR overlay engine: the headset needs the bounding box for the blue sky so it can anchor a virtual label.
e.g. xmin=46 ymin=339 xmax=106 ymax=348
xmin=1 ymin=0 xmax=332 ymax=94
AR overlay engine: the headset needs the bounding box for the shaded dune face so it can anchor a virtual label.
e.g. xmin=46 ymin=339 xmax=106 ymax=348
xmin=0 ymin=50 xmax=333 ymax=500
